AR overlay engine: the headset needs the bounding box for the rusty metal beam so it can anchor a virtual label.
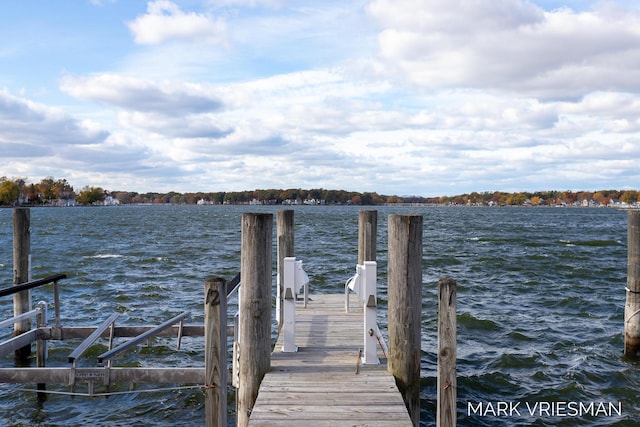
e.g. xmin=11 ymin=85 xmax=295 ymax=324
xmin=38 ymin=325 xmax=234 ymax=340
xmin=0 ymin=367 xmax=204 ymax=385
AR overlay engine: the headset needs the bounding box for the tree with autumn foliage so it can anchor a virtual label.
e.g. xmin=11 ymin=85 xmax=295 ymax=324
xmin=37 ymin=177 xmax=75 ymax=203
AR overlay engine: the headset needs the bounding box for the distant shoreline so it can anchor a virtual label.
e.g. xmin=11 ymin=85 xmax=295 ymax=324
xmin=3 ymin=202 xmax=636 ymax=209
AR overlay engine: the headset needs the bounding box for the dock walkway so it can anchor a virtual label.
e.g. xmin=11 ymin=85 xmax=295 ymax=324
xmin=248 ymin=293 xmax=413 ymax=426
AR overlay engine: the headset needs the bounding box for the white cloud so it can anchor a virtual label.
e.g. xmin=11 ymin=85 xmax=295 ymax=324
xmin=366 ymin=0 xmax=640 ymax=99
xmin=119 ymin=111 xmax=232 ymax=139
xmin=0 ymin=90 xmax=108 ymax=151
xmin=53 ymin=54 xmax=640 ymax=194
xmin=368 ymin=0 xmax=544 ymax=32
xmin=60 ymin=73 xmax=222 ymax=114
xmin=128 ymin=0 xmax=227 ymax=45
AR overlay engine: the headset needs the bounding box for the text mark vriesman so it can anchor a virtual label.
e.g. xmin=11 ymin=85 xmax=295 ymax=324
xmin=467 ymin=401 xmax=622 ymax=418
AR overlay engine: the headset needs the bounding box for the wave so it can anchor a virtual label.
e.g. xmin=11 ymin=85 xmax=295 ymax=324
xmin=560 ymin=239 xmax=623 ymax=247
xmin=83 ymin=254 xmax=124 ymax=259
xmin=459 ymin=312 xmax=502 ymax=332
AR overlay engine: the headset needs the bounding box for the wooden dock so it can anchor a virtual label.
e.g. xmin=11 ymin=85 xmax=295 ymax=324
xmin=248 ymin=293 xmax=413 ymax=426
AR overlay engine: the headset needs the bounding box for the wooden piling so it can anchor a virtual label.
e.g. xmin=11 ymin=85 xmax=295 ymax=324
xmin=358 ymin=210 xmax=377 ymax=264
xmin=625 ymin=210 xmax=640 ymax=357
xmin=277 ymin=210 xmax=294 ymax=334
xmin=13 ymin=208 xmax=31 ymax=359
xmin=204 ymin=277 xmax=227 ymax=427
xmin=387 ymin=214 xmax=423 ymax=427
xmin=437 ymin=277 xmax=457 ymax=427
xmin=238 ymin=213 xmax=273 ymax=427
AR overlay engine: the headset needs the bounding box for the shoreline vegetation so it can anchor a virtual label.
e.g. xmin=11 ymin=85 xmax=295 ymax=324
xmin=1 ymin=176 xmax=639 ymax=208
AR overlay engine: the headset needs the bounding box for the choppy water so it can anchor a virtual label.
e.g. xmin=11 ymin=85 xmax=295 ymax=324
xmin=0 ymin=205 xmax=638 ymax=426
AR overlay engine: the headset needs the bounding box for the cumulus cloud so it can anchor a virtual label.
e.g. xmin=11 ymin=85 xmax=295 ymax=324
xmin=0 ymin=91 xmax=158 ymax=186
xmin=119 ymin=111 xmax=232 ymax=139
xmin=0 ymin=90 xmax=109 ymax=152
xmin=367 ymin=0 xmax=640 ymax=98
xmin=128 ymin=0 xmax=227 ymax=45
xmin=60 ymin=74 xmax=222 ymax=115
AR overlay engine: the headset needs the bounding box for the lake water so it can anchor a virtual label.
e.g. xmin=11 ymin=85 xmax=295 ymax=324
xmin=0 ymin=205 xmax=638 ymax=426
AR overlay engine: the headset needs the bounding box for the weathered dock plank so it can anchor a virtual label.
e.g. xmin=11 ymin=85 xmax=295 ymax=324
xmin=248 ymin=294 xmax=412 ymax=426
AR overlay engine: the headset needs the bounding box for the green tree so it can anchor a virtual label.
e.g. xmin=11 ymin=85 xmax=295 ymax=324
xmin=76 ymin=186 xmax=105 ymax=205
xmin=621 ymin=190 xmax=639 ymax=205
xmin=506 ymin=193 xmax=527 ymax=205
xmin=0 ymin=177 xmax=20 ymax=205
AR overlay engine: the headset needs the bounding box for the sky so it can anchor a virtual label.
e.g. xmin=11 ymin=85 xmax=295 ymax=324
xmin=1 ymin=0 xmax=640 ymax=197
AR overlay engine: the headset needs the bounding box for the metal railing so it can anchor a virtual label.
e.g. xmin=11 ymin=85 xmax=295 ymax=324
xmin=0 ymin=274 xmax=67 ymax=333
xmin=0 ymin=301 xmax=48 ymax=358
xmin=0 ymin=274 xmax=67 ymax=298
xmin=97 ymin=311 xmax=191 ymax=363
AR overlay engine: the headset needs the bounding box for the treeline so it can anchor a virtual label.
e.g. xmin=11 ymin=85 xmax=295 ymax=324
xmin=439 ymin=189 xmax=640 ymax=206
xmin=0 ymin=176 xmax=393 ymax=206
xmin=1 ymin=176 xmax=75 ymax=205
xmin=110 ymin=188 xmax=639 ymax=206
xmin=1 ymin=176 xmax=639 ymax=207
xmin=110 ymin=188 xmax=390 ymax=205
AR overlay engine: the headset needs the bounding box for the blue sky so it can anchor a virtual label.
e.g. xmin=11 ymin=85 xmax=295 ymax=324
xmin=1 ymin=0 xmax=639 ymax=196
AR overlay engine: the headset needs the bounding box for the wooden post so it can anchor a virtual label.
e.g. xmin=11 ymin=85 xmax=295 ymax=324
xmin=238 ymin=213 xmax=273 ymax=427
xmin=387 ymin=214 xmax=422 ymax=427
xmin=13 ymin=207 xmax=31 ymax=360
xmin=277 ymin=210 xmax=294 ymax=333
xmin=358 ymin=210 xmax=377 ymax=264
xmin=204 ymin=277 xmax=227 ymax=427
xmin=437 ymin=277 xmax=457 ymax=427
xmin=625 ymin=210 xmax=640 ymax=356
